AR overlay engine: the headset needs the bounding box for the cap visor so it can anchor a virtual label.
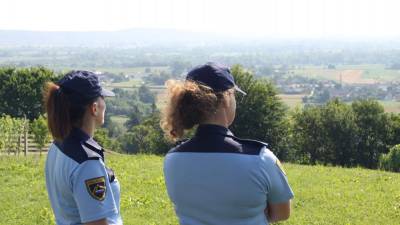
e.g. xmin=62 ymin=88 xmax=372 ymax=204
xmin=101 ymin=88 xmax=115 ymax=97
xmin=234 ymin=85 xmax=247 ymax=95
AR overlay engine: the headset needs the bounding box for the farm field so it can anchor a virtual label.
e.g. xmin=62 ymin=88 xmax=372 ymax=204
xmin=378 ymin=100 xmax=400 ymax=113
xmin=278 ymin=94 xmax=305 ymax=109
xmin=1 ymin=154 xmax=399 ymax=225
xmin=291 ymin=64 xmax=400 ymax=83
xmin=105 ymin=79 xmax=144 ymax=89
xmin=278 ymin=94 xmax=400 ymax=113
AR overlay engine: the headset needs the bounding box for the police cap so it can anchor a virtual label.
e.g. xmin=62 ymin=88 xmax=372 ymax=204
xmin=186 ymin=62 xmax=246 ymax=95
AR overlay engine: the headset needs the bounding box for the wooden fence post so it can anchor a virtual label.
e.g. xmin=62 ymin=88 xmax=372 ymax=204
xmin=24 ymin=128 xmax=28 ymax=156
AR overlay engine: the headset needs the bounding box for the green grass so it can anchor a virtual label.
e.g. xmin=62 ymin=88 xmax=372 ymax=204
xmin=1 ymin=154 xmax=400 ymax=225
xmin=278 ymin=94 xmax=400 ymax=113
xmin=291 ymin=64 xmax=400 ymax=82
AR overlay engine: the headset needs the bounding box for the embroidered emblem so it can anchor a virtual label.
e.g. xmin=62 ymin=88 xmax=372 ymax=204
xmin=85 ymin=176 xmax=106 ymax=201
xmin=276 ymin=159 xmax=287 ymax=175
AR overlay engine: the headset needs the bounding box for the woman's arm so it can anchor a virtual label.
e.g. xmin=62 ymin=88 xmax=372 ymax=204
xmin=265 ymin=200 xmax=291 ymax=223
xmin=85 ymin=218 xmax=109 ymax=225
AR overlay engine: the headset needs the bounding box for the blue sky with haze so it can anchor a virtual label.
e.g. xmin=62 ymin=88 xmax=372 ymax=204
xmin=0 ymin=0 xmax=398 ymax=38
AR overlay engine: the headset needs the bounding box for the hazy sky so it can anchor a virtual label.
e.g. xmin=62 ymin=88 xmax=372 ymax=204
xmin=0 ymin=0 xmax=399 ymax=38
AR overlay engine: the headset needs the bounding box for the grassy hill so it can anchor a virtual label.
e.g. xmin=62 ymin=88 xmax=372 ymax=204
xmin=1 ymin=154 xmax=399 ymax=225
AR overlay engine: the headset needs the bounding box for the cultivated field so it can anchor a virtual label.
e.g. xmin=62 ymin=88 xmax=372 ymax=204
xmin=291 ymin=64 xmax=400 ymax=83
xmin=278 ymin=94 xmax=305 ymax=109
xmin=1 ymin=154 xmax=399 ymax=225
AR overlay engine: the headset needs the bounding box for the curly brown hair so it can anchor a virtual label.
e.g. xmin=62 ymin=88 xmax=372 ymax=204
xmin=161 ymin=80 xmax=226 ymax=140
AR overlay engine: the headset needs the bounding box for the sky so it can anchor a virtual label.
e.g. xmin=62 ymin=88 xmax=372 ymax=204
xmin=0 ymin=0 xmax=399 ymax=38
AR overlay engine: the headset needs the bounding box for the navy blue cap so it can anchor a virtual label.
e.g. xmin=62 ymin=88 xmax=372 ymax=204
xmin=58 ymin=70 xmax=115 ymax=105
xmin=186 ymin=62 xmax=246 ymax=95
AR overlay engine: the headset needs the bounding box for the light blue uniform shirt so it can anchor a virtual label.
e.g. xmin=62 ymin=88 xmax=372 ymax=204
xmin=45 ymin=128 xmax=122 ymax=225
xmin=164 ymin=124 xmax=294 ymax=225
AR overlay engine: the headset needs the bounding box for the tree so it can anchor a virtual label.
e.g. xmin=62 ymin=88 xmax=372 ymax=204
xmin=94 ymin=128 xmax=121 ymax=152
xmin=379 ymin=144 xmax=400 ymax=172
xmin=0 ymin=67 xmax=58 ymax=120
xmin=387 ymin=113 xmax=400 ymax=146
xmin=138 ymin=85 xmax=155 ymax=104
xmin=319 ymin=99 xmax=358 ymax=166
xmin=124 ymin=108 xmax=143 ymax=130
xmin=119 ymin=113 xmax=172 ymax=154
xmin=31 ymin=115 xmax=51 ymax=156
xmin=352 ymin=99 xmax=391 ymax=168
xmin=229 ymin=65 xmax=290 ymax=159
xmin=291 ymin=106 xmax=326 ymax=164
xmin=291 ymin=99 xmax=392 ymax=168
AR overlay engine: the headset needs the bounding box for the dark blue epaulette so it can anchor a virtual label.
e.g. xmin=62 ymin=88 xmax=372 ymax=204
xmin=174 ymin=138 xmax=189 ymax=147
xmin=54 ymin=138 xmax=104 ymax=164
xmin=224 ymin=134 xmax=269 ymax=148
xmin=167 ymin=138 xmax=190 ymax=154
xmin=81 ymin=138 xmax=104 ymax=161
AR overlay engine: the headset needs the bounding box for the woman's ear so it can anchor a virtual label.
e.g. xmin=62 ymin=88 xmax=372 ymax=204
xmin=222 ymin=90 xmax=234 ymax=108
xmin=91 ymin=102 xmax=99 ymax=116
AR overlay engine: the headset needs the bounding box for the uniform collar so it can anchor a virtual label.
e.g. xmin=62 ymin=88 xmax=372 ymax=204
xmin=54 ymin=127 xmax=105 ymax=164
xmin=69 ymin=127 xmax=104 ymax=156
xmin=195 ymin=124 xmax=234 ymax=137
xmin=70 ymin=127 xmax=91 ymax=142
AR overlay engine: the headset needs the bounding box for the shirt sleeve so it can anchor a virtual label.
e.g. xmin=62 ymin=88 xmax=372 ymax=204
xmin=71 ymin=159 xmax=118 ymax=223
xmin=260 ymin=148 xmax=294 ymax=204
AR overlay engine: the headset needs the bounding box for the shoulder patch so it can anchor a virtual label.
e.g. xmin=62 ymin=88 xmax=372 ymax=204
xmin=276 ymin=159 xmax=287 ymax=175
xmin=85 ymin=176 xmax=107 ymax=201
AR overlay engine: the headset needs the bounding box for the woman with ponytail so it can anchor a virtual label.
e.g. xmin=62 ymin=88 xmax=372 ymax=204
xmin=44 ymin=71 xmax=122 ymax=225
xmin=162 ymin=62 xmax=294 ymax=225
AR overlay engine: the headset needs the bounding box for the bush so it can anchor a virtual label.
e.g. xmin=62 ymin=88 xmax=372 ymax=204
xmin=379 ymin=144 xmax=400 ymax=172
xmin=30 ymin=115 xmax=51 ymax=156
xmin=0 ymin=115 xmax=27 ymax=155
xmin=118 ymin=113 xmax=172 ymax=154
xmin=94 ymin=128 xmax=121 ymax=153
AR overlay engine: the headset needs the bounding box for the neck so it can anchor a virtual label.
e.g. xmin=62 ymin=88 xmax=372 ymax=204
xmin=80 ymin=121 xmax=96 ymax=138
xmin=200 ymin=120 xmax=228 ymax=128
xmin=202 ymin=108 xmax=230 ymax=128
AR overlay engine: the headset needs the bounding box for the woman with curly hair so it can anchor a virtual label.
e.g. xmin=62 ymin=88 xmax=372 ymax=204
xmin=162 ymin=62 xmax=294 ymax=225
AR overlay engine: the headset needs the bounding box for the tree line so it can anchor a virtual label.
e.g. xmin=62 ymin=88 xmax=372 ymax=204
xmin=0 ymin=66 xmax=399 ymax=172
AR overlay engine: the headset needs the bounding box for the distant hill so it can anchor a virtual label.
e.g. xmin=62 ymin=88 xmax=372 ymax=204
xmin=0 ymin=28 xmax=233 ymax=47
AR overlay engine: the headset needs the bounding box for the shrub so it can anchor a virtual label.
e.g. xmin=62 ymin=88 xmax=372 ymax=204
xmin=379 ymin=144 xmax=400 ymax=172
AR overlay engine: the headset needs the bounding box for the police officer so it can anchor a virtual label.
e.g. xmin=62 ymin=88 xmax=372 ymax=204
xmin=161 ymin=62 xmax=294 ymax=225
xmin=43 ymin=71 xmax=122 ymax=225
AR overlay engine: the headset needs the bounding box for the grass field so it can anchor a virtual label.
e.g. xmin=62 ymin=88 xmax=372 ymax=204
xmin=278 ymin=94 xmax=400 ymax=113
xmin=278 ymin=94 xmax=305 ymax=109
xmin=291 ymin=64 xmax=400 ymax=83
xmin=378 ymin=100 xmax=400 ymax=113
xmin=1 ymin=154 xmax=400 ymax=225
